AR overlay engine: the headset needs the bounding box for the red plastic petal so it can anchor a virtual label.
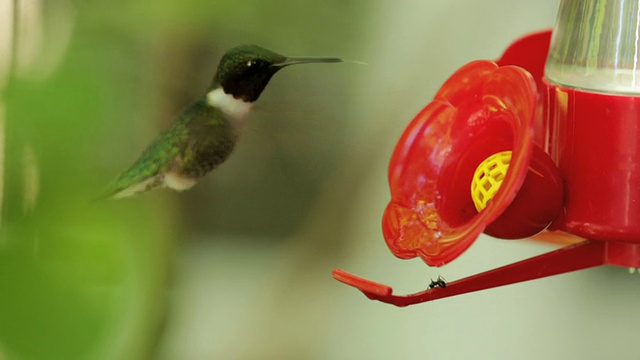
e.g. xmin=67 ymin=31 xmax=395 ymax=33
xmin=383 ymin=60 xmax=537 ymax=266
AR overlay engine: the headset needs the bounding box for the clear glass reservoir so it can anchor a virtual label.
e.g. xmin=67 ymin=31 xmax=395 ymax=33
xmin=546 ymin=0 xmax=640 ymax=94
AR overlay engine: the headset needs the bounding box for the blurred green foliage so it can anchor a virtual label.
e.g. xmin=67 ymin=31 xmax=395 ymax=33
xmin=0 ymin=6 xmax=176 ymax=359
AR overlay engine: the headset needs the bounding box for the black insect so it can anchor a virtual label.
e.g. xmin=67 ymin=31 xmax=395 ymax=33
xmin=428 ymin=276 xmax=447 ymax=289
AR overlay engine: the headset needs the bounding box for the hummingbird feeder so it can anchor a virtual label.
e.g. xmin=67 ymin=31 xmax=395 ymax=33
xmin=333 ymin=0 xmax=640 ymax=306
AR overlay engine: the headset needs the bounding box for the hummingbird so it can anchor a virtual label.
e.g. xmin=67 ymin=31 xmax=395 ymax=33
xmin=104 ymin=45 xmax=342 ymax=199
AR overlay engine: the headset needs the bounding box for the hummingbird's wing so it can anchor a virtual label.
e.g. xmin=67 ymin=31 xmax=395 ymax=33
xmin=101 ymin=123 xmax=188 ymax=199
xmin=101 ymin=102 xmax=237 ymax=200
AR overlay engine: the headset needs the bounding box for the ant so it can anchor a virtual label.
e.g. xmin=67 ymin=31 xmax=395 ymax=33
xmin=428 ymin=275 xmax=447 ymax=289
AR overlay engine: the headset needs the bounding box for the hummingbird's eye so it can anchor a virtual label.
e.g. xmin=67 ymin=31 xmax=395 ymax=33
xmin=246 ymin=59 xmax=267 ymax=70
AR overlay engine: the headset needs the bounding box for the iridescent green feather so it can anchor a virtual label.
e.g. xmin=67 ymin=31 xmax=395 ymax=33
xmin=102 ymin=99 xmax=236 ymax=199
xmin=113 ymin=124 xmax=186 ymax=190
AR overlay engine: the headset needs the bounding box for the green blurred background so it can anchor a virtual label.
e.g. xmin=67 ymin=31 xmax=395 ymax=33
xmin=3 ymin=1 xmax=640 ymax=359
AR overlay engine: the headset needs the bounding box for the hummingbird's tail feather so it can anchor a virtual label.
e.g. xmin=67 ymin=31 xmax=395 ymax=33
xmin=111 ymin=175 xmax=164 ymax=199
xmin=94 ymin=174 xmax=164 ymax=201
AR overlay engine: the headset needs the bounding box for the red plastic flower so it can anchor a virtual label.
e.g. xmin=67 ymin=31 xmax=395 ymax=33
xmin=382 ymin=60 xmax=537 ymax=266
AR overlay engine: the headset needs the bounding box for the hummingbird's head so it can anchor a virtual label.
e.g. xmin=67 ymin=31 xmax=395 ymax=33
xmin=212 ymin=45 xmax=342 ymax=102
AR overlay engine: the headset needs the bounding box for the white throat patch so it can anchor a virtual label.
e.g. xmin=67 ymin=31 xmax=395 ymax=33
xmin=206 ymin=88 xmax=252 ymax=124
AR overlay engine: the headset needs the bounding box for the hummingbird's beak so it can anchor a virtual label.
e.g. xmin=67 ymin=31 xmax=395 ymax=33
xmin=272 ymin=57 xmax=343 ymax=68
